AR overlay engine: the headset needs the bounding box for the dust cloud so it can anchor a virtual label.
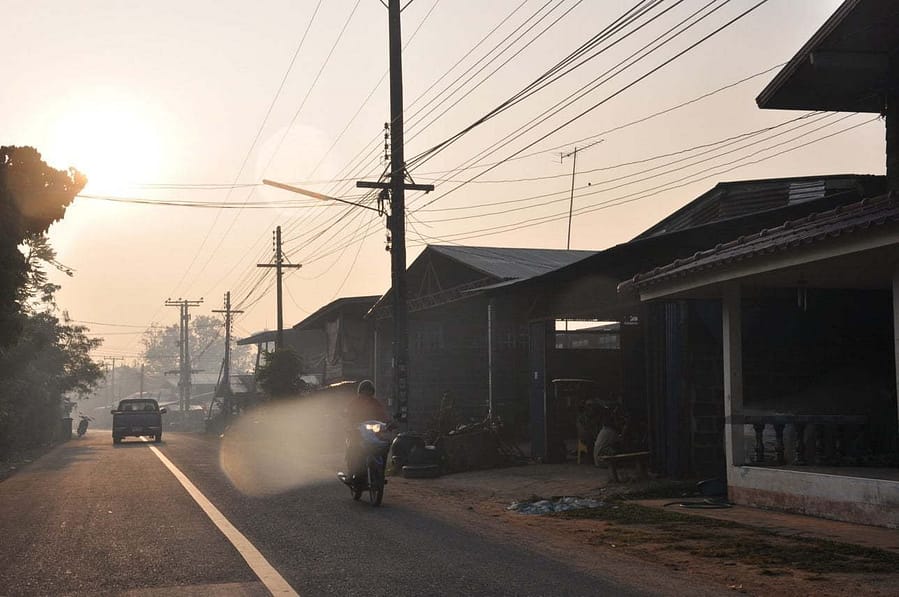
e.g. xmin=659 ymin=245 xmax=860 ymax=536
xmin=219 ymin=392 xmax=351 ymax=496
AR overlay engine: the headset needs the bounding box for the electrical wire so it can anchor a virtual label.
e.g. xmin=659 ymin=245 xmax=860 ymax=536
xmin=415 ymin=0 xmax=773 ymax=212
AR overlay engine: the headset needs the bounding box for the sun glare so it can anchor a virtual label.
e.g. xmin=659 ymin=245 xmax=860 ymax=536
xmin=49 ymin=95 xmax=165 ymax=195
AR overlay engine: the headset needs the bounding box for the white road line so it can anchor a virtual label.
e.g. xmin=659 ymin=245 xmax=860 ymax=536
xmin=141 ymin=438 xmax=299 ymax=596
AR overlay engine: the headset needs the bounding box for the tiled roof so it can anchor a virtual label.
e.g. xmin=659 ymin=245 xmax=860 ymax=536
xmin=622 ymin=193 xmax=899 ymax=292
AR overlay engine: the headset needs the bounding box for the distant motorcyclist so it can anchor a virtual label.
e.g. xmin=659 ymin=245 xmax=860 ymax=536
xmin=76 ymin=414 xmax=92 ymax=437
xmin=344 ymin=380 xmax=389 ymax=475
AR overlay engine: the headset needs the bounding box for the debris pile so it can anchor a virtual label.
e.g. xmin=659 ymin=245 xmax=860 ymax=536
xmin=507 ymin=496 xmax=604 ymax=515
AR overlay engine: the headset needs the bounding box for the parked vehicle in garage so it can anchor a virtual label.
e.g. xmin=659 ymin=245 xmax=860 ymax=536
xmin=111 ymin=398 xmax=167 ymax=444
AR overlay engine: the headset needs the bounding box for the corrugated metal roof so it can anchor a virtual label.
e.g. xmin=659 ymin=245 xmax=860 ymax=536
xmin=634 ymin=174 xmax=883 ymax=239
xmin=623 ymin=193 xmax=899 ymax=292
xmin=293 ymin=295 xmax=379 ymax=331
xmin=429 ymin=245 xmax=595 ymax=280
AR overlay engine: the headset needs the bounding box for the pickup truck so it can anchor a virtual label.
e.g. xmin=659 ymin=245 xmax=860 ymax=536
xmin=111 ymin=398 xmax=167 ymax=444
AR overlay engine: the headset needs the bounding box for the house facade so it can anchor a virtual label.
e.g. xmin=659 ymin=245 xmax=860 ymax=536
xmin=624 ymin=196 xmax=899 ymax=527
xmin=292 ymin=295 xmax=378 ymax=387
xmin=372 ymin=245 xmax=594 ymax=430
xmin=487 ymin=174 xmax=884 ymax=473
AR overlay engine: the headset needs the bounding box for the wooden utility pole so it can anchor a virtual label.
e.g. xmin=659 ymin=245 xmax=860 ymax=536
xmin=561 ymin=138 xmax=602 ymax=250
xmin=213 ymin=291 xmax=243 ymax=413
xmin=257 ymin=226 xmax=300 ymax=350
xmin=165 ymin=298 xmax=203 ymax=411
xmin=564 ymin=147 xmax=577 ymax=250
xmin=356 ymin=0 xmax=434 ymax=423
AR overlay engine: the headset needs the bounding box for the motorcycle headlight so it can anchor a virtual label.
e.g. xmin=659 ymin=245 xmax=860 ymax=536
xmin=364 ymin=423 xmax=382 ymax=433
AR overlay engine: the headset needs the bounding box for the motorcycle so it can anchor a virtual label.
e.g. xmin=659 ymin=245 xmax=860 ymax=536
xmin=76 ymin=414 xmax=93 ymax=437
xmin=338 ymin=420 xmax=393 ymax=506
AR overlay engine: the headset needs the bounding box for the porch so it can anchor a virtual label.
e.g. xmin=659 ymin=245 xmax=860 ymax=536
xmin=626 ymin=195 xmax=899 ymax=527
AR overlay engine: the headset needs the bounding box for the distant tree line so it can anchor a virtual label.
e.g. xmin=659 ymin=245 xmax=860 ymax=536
xmin=140 ymin=315 xmax=253 ymax=380
xmin=0 ymin=146 xmax=103 ymax=456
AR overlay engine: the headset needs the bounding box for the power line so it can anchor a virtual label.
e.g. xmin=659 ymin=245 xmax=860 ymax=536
xmin=167 ymin=1 xmax=325 ymax=298
xmin=413 ymin=115 xmax=878 ymax=244
xmin=420 ymin=111 xmax=834 ymax=218
xmin=183 ymin=0 xmax=363 ymax=300
xmin=408 ymin=0 xmax=732 ymax=182
xmin=415 ymin=0 xmax=773 ymax=212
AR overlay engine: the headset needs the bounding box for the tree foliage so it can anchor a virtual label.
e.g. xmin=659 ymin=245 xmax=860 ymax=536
xmin=141 ymin=315 xmax=252 ymax=377
xmin=255 ymin=348 xmax=306 ymax=398
xmin=0 ymin=312 xmax=103 ymax=451
xmin=1 ymin=146 xmax=85 ymax=347
xmin=0 ymin=146 xmax=97 ymax=455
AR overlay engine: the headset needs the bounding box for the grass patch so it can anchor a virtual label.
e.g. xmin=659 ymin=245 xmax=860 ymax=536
xmin=556 ymin=500 xmax=899 ymax=574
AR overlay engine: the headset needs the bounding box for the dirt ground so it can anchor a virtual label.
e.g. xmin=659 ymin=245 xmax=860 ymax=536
xmin=388 ymin=464 xmax=899 ymax=596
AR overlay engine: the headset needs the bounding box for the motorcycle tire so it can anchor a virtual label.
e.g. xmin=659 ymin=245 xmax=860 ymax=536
xmin=367 ymin=465 xmax=384 ymax=506
xmin=352 ymin=486 xmax=363 ymax=500
xmin=154 ymin=433 xmax=162 ymax=443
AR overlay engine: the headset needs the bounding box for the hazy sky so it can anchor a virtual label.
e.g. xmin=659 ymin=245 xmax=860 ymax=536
xmin=1 ymin=0 xmax=885 ymax=364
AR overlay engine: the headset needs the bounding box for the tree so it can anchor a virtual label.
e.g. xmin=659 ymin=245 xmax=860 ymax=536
xmin=0 ymin=146 xmax=85 ymax=347
xmin=0 ymin=311 xmax=103 ymax=452
xmin=141 ymin=315 xmax=252 ymax=377
xmin=255 ymin=348 xmax=307 ymax=398
xmin=0 ymin=146 xmax=98 ymax=455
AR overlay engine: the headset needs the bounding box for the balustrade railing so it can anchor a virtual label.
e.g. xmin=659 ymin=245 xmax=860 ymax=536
xmin=738 ymin=413 xmax=868 ymax=466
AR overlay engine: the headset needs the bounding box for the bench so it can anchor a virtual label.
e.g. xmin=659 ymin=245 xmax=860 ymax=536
xmin=600 ymin=451 xmax=650 ymax=483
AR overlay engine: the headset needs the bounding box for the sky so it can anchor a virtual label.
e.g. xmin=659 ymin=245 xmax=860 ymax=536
xmin=0 ymin=0 xmax=886 ymax=366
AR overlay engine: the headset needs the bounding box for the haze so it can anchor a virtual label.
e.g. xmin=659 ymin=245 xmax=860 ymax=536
xmin=0 ymin=0 xmax=883 ymax=359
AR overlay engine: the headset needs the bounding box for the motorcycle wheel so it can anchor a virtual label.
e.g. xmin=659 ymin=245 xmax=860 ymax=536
xmin=367 ymin=463 xmax=384 ymax=506
xmin=352 ymin=485 xmax=363 ymax=500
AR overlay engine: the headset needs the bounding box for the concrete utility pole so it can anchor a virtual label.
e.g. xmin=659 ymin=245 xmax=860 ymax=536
xmin=165 ymin=298 xmax=203 ymax=411
xmin=356 ymin=0 xmax=434 ymax=422
xmin=104 ymin=357 xmax=121 ymax=408
xmin=257 ymin=226 xmax=301 ymax=350
xmin=139 ymin=363 xmax=145 ymax=399
xmin=212 ymin=291 xmax=243 ymax=414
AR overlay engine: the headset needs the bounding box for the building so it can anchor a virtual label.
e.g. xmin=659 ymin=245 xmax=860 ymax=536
xmin=236 ymin=328 xmax=326 ymax=386
xmin=292 ymin=295 xmax=379 ymax=387
xmin=371 ymin=245 xmax=595 ymax=429
xmin=619 ymin=0 xmax=899 ymax=527
xmin=486 ymin=174 xmax=885 ymax=471
xmin=623 ymin=195 xmax=899 ymax=528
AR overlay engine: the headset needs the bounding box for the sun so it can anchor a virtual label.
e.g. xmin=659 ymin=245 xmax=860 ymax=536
xmin=49 ymin=93 xmax=165 ymax=195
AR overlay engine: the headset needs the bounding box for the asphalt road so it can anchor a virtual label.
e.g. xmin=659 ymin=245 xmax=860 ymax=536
xmin=0 ymin=430 xmax=726 ymax=596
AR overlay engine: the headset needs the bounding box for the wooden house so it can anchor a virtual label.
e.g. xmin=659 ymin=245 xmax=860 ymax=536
xmin=292 ymin=295 xmax=378 ymax=387
xmin=371 ymin=245 xmax=595 ymax=429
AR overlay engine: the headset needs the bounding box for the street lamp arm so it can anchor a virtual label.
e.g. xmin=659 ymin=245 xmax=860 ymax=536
xmin=262 ymin=179 xmax=381 ymax=212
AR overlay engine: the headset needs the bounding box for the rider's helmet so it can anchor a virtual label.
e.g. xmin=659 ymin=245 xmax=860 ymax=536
xmin=357 ymin=379 xmax=375 ymax=397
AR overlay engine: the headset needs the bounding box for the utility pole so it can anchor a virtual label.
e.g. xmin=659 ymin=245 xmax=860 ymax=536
xmin=165 ymin=298 xmax=203 ymax=412
xmin=564 ymin=147 xmax=577 ymax=250
xmin=257 ymin=226 xmax=301 ymax=350
xmin=104 ymin=357 xmax=121 ymax=408
xmin=213 ymin=291 xmax=243 ymax=416
xmin=561 ymin=138 xmax=603 ymax=250
xmin=139 ymin=362 xmax=145 ymax=399
xmin=356 ymin=0 xmax=434 ymax=423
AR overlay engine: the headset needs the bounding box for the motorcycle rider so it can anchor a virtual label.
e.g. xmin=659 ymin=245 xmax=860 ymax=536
xmin=343 ymin=380 xmax=389 ymax=477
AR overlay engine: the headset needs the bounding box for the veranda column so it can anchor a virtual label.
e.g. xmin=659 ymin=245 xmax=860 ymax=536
xmin=722 ymin=282 xmax=745 ymax=469
xmin=893 ymin=269 xmax=899 ymax=437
